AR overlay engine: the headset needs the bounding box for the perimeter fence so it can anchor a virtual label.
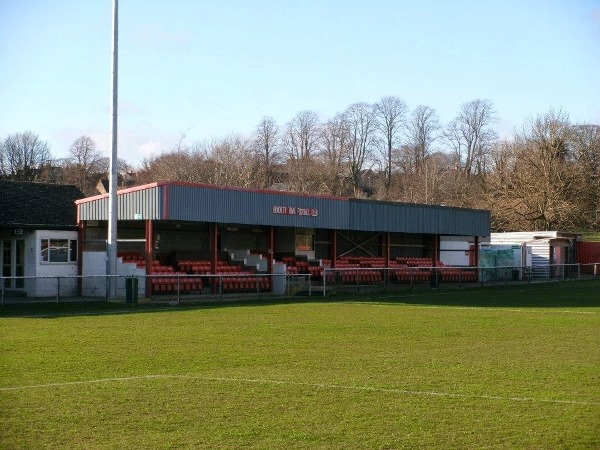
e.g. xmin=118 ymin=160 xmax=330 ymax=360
xmin=1 ymin=263 xmax=598 ymax=305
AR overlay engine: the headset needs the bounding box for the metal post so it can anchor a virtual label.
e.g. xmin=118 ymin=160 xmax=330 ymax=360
xmin=219 ymin=276 xmax=223 ymax=302
xmin=308 ymin=275 xmax=311 ymax=297
xmin=107 ymin=0 xmax=119 ymax=299
xmin=322 ymin=268 xmax=327 ymax=297
xmin=56 ymin=277 xmax=60 ymax=303
xmin=176 ymin=274 xmax=180 ymax=304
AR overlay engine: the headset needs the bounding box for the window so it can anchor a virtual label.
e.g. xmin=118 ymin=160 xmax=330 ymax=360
xmin=41 ymin=239 xmax=77 ymax=263
xmin=295 ymin=233 xmax=314 ymax=251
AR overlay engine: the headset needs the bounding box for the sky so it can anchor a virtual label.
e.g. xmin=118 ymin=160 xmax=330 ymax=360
xmin=1 ymin=0 xmax=599 ymax=166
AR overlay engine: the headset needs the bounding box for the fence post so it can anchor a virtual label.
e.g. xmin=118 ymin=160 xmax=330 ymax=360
xmin=383 ymin=268 xmax=387 ymax=292
xmin=308 ymin=274 xmax=312 ymax=297
xmin=56 ymin=277 xmax=60 ymax=303
xmin=219 ymin=276 xmax=223 ymax=302
xmin=323 ymin=269 xmax=327 ymax=297
xmin=177 ymin=274 xmax=181 ymax=304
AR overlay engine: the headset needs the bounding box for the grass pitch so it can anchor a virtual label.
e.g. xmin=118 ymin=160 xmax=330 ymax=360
xmin=1 ymin=281 xmax=599 ymax=449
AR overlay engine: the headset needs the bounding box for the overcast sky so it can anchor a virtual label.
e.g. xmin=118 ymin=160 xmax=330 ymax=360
xmin=1 ymin=0 xmax=599 ymax=166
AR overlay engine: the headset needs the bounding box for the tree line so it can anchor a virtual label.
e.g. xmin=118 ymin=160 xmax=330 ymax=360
xmin=0 ymin=133 xmax=131 ymax=196
xmin=2 ymin=97 xmax=599 ymax=232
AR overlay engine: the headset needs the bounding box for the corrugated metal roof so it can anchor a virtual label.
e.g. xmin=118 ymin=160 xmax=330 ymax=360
xmin=77 ymin=181 xmax=490 ymax=237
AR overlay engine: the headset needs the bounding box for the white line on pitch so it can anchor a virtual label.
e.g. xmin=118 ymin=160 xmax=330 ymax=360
xmin=1 ymin=374 xmax=598 ymax=406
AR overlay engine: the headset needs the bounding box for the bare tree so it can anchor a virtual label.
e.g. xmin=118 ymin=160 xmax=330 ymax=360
xmin=0 ymin=131 xmax=51 ymax=181
xmin=60 ymin=136 xmax=104 ymax=195
xmin=281 ymin=110 xmax=320 ymax=192
xmin=444 ymin=99 xmax=497 ymax=177
xmin=404 ymin=105 xmax=440 ymax=174
xmin=283 ymin=110 xmax=319 ymax=160
xmin=342 ymin=102 xmax=378 ymax=196
xmin=375 ymin=96 xmax=407 ymax=190
xmin=488 ymin=109 xmax=578 ymax=230
xmin=205 ymin=135 xmax=258 ymax=188
xmin=317 ymin=114 xmax=347 ymax=195
xmin=571 ymin=124 xmax=600 ymax=229
xmin=253 ymin=116 xmax=280 ymax=189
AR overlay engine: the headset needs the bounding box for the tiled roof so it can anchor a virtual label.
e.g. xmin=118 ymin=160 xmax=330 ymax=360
xmin=0 ymin=180 xmax=84 ymax=228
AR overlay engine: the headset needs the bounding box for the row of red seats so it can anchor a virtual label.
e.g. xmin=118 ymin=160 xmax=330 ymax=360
xmin=338 ymin=257 xmax=386 ymax=268
xmin=178 ymin=260 xmax=243 ymax=274
xmin=397 ymin=257 xmax=444 ymax=267
xmin=391 ymin=269 xmax=432 ymax=283
xmin=118 ymin=252 xmax=145 ymax=262
xmin=151 ymin=275 xmax=203 ymax=294
xmin=135 ymin=260 xmax=162 ymax=269
xmin=439 ymin=268 xmax=477 ymax=282
xmin=281 ymin=257 xmax=311 ymax=275
xmin=220 ymin=276 xmax=271 ymax=293
xmin=338 ymin=271 xmax=382 ymax=284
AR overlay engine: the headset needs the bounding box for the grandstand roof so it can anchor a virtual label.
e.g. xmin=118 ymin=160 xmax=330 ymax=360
xmin=76 ymin=181 xmax=490 ymax=237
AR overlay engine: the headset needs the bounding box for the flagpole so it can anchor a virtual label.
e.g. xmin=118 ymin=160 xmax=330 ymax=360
xmin=107 ymin=0 xmax=118 ymax=298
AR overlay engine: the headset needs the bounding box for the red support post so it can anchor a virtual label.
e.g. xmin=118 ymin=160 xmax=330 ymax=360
xmin=331 ymin=230 xmax=337 ymax=268
xmin=432 ymin=234 xmax=439 ymax=267
xmin=145 ymin=220 xmax=153 ymax=296
xmin=474 ymin=236 xmax=480 ymax=282
xmin=268 ymin=226 xmax=274 ymax=292
xmin=210 ymin=223 xmax=218 ymax=294
xmin=384 ymin=232 xmax=390 ymax=268
xmin=77 ymin=221 xmax=85 ymax=295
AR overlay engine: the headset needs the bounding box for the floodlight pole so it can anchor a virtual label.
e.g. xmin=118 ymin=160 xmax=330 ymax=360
xmin=107 ymin=0 xmax=119 ymax=298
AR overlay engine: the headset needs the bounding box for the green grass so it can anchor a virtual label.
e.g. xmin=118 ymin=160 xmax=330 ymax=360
xmin=1 ymin=281 xmax=599 ymax=449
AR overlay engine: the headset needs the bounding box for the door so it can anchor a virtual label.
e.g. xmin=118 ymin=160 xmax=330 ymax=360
xmin=1 ymin=239 xmax=25 ymax=289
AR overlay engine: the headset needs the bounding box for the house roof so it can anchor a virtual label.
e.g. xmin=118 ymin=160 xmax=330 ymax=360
xmin=0 ymin=180 xmax=84 ymax=228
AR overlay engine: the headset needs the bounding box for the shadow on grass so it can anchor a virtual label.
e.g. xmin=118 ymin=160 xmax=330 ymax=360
xmin=1 ymin=279 xmax=599 ymax=318
xmin=339 ymin=279 xmax=600 ymax=309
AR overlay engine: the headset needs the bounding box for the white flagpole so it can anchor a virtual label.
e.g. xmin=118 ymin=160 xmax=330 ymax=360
xmin=107 ymin=0 xmax=118 ymax=298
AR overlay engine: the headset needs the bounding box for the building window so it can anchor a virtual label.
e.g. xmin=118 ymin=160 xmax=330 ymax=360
xmin=295 ymin=233 xmax=314 ymax=251
xmin=41 ymin=239 xmax=78 ymax=263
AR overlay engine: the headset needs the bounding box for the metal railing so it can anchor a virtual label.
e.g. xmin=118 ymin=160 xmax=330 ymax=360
xmin=0 ymin=263 xmax=598 ymax=305
xmin=320 ymin=263 xmax=593 ymax=296
xmin=0 ymin=273 xmax=311 ymax=305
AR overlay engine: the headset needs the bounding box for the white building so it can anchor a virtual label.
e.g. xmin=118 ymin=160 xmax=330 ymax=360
xmin=0 ymin=181 xmax=84 ymax=298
